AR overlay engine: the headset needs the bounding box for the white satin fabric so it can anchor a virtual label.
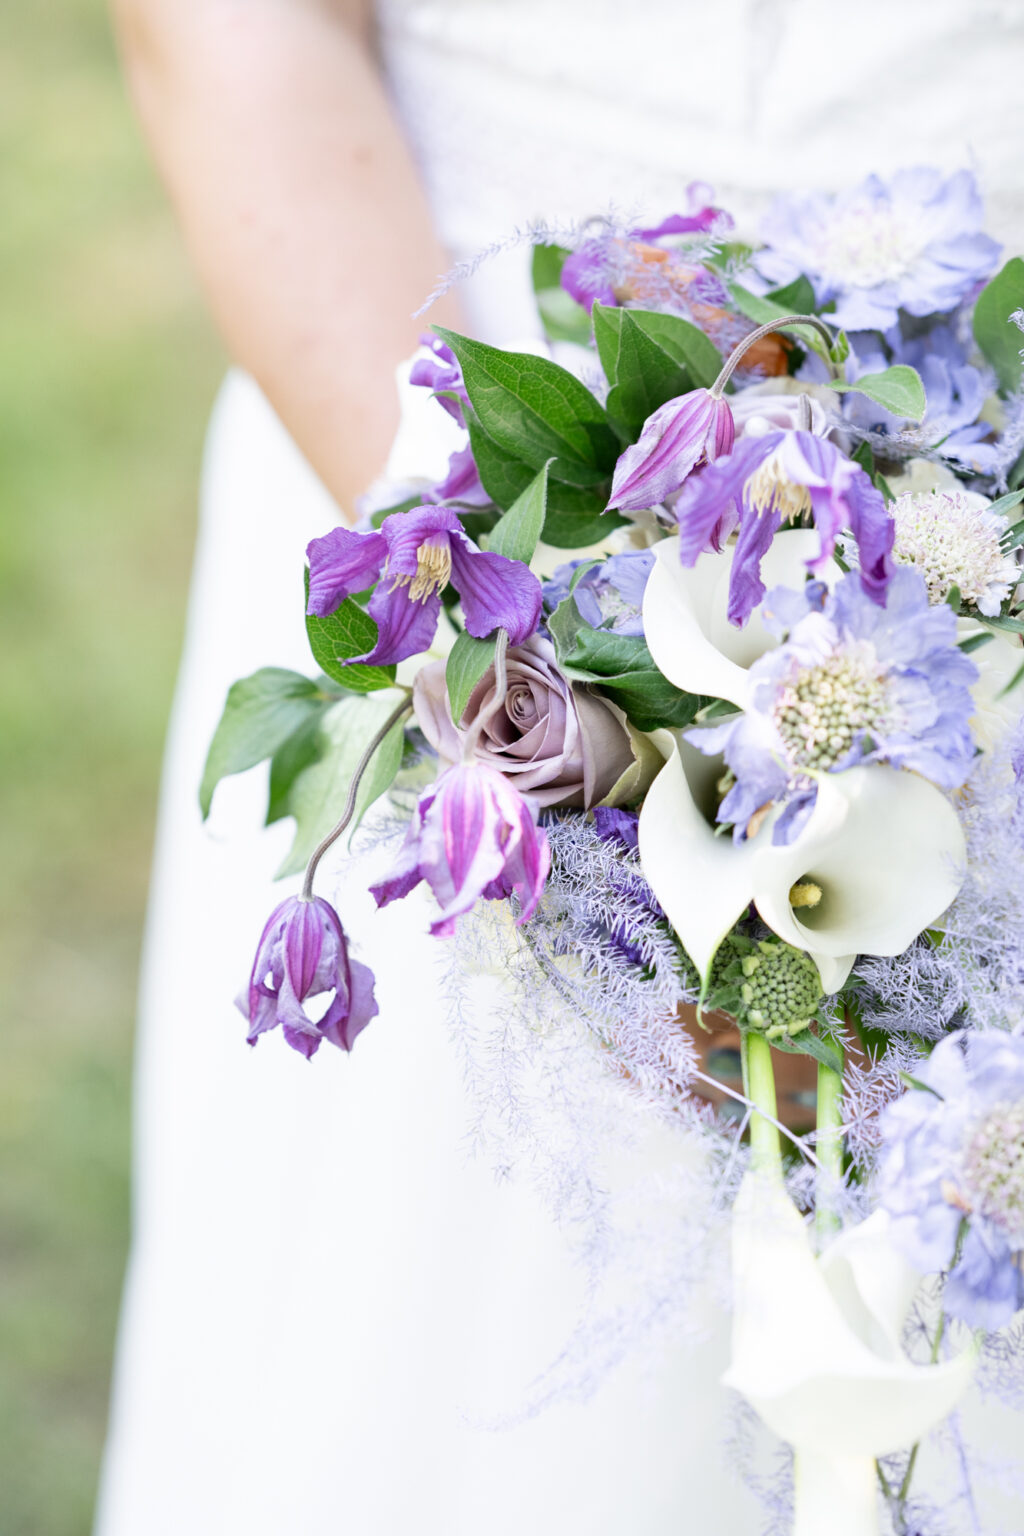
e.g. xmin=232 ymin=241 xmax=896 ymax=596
xmin=96 ymin=3 xmax=1024 ymax=1531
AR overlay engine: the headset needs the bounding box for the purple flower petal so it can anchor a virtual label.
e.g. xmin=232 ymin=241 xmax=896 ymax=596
xmin=359 ymin=582 xmax=442 ymax=666
xmin=449 ymin=534 xmax=542 ymax=644
xmin=306 ymin=528 xmax=388 ymax=617
xmin=608 ymin=389 xmax=735 ymax=512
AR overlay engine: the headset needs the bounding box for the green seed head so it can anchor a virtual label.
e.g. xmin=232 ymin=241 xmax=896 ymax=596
xmin=730 ymin=938 xmax=822 ymax=1036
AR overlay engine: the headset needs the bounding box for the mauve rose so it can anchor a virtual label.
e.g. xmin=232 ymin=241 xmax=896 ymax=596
xmin=413 ymin=635 xmax=636 ymax=809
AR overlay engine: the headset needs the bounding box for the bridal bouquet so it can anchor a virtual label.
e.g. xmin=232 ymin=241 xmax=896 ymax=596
xmin=203 ymin=169 xmax=1024 ymax=1534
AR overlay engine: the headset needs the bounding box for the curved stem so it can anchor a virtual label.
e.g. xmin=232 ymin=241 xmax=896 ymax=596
xmin=711 ymin=313 xmax=840 ymax=395
xmin=300 ymin=695 xmax=413 ymax=899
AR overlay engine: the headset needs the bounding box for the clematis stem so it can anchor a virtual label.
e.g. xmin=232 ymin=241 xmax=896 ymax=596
xmin=815 ymin=1045 xmax=845 ymax=1248
xmin=741 ymin=1030 xmax=783 ymax=1178
xmin=710 ymin=313 xmax=840 ymax=396
xmin=301 ymin=696 xmax=413 ymax=900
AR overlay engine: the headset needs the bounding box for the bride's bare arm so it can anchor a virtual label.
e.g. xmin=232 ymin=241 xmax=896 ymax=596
xmin=112 ymin=0 xmax=461 ymax=515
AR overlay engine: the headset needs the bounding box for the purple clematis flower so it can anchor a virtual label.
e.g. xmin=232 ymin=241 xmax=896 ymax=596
xmin=607 ymin=388 xmax=735 ymax=512
xmin=306 ymin=506 xmax=542 ymax=667
xmin=237 ymin=895 xmax=378 ymax=1059
xmin=408 ymin=335 xmax=469 ymax=425
xmin=672 ymin=428 xmax=895 ymax=626
xmin=370 ymin=762 xmax=550 ymax=936
xmin=426 ymin=442 xmax=490 ymax=507
xmin=687 ymin=567 xmax=978 ymax=844
xmin=878 ymin=1030 xmax=1024 ymax=1331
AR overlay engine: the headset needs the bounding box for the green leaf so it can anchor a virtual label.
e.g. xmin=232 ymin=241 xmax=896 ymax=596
xmin=623 ymin=308 xmax=723 ymax=390
xmin=266 ymin=712 xmax=325 ymax=825
xmin=771 ymin=1028 xmax=844 ymax=1077
xmin=726 ymin=281 xmax=833 ymax=364
xmin=445 ymin=630 xmax=497 ymax=723
xmin=199 ymin=667 xmax=329 ymax=819
xmin=990 ymin=486 xmax=1024 ymax=524
xmin=958 ymin=631 xmax=994 ymax=655
xmin=830 ymin=365 xmax=927 ymax=422
xmin=898 ymin=1069 xmax=944 ymax=1101
xmin=980 ymin=612 xmax=1024 ymax=636
xmin=973 ymin=256 xmax=1024 ymax=395
xmin=433 ymin=326 xmax=619 ymax=487
xmin=465 ymin=413 xmax=536 ymax=510
xmin=592 ymin=305 xmax=691 ymax=438
xmin=304 ymin=570 xmax=397 ymax=693
xmin=850 ymin=440 xmax=875 ymax=477
xmin=541 ymin=490 xmax=625 ymax=548
xmin=486 ymin=462 xmax=550 ymax=562
xmin=547 ymin=597 xmax=699 ymax=731
xmin=766 ymin=275 xmax=817 ymax=313
xmin=277 ymin=693 xmax=407 ymax=877
xmin=531 ymin=245 xmax=592 ymax=345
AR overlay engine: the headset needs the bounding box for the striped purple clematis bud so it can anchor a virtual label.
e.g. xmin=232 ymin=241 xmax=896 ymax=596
xmin=237 ymin=895 xmax=378 ymax=1059
xmin=370 ymin=762 xmax=550 ymax=937
xmin=607 ymin=388 xmax=735 ymax=512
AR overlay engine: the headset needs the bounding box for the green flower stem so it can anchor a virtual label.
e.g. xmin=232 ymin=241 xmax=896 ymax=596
xmin=742 ymin=1030 xmax=783 ymax=1179
xmin=711 ymin=313 xmax=840 ymax=395
xmin=815 ymin=1050 xmax=845 ymax=1247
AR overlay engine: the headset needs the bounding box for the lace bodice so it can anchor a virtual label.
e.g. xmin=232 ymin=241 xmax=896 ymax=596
xmin=376 ymin=0 xmax=1024 ymax=338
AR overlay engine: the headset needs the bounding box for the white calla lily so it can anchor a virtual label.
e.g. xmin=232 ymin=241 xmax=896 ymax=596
xmin=638 ymin=735 xmax=965 ymax=992
xmin=642 ymin=530 xmax=843 ymax=707
xmin=724 ymin=1173 xmax=975 ymax=1536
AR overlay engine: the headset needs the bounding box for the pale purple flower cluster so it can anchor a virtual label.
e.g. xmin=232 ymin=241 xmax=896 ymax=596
xmin=306 ymin=505 xmax=542 ymax=666
xmin=878 ymin=1031 xmax=1024 ymax=1330
xmin=689 ymin=568 xmax=978 ymax=844
xmin=672 ymin=428 xmax=895 ymax=626
xmin=756 ymin=168 xmax=1001 ymax=331
xmin=541 ymin=550 xmax=655 ymax=636
xmin=237 ymin=895 xmax=378 ymax=1059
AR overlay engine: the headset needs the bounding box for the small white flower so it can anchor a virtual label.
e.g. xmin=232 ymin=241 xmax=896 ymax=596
xmin=890 ymin=489 xmax=1019 ymax=616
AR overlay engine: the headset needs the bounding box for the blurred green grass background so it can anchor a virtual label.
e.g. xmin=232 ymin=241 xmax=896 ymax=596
xmin=0 ymin=5 xmax=221 ymax=1531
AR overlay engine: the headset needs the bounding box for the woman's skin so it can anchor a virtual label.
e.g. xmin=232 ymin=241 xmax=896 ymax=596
xmin=111 ymin=0 xmax=463 ymax=517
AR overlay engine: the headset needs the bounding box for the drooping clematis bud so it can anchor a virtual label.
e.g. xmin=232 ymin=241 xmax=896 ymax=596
xmin=606 ymin=388 xmax=735 ymax=512
xmin=237 ymin=895 xmax=378 ymax=1059
xmin=370 ymin=762 xmax=550 ymax=937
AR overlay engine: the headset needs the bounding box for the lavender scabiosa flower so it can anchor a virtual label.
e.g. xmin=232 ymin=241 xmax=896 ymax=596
xmin=607 ymin=388 xmax=736 ymax=512
xmin=237 ymin=895 xmax=378 ymax=1059
xmin=370 ymin=761 xmax=550 ymax=936
xmin=878 ymin=1030 xmax=1024 ymax=1330
xmin=756 ymin=168 xmax=1001 ymax=331
xmin=890 ymin=489 xmax=1019 ymax=616
xmin=688 ymin=568 xmax=978 ymax=844
xmin=672 ymin=429 xmax=895 ymax=626
xmin=541 ymin=550 xmax=655 ymax=636
xmin=306 ymin=505 xmax=542 ymax=666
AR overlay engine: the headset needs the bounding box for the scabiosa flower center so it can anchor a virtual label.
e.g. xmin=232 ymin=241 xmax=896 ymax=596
xmin=771 ymin=644 xmax=891 ymax=774
xmin=959 ymin=1099 xmax=1024 ymax=1249
xmin=811 ymin=203 xmax=925 ymax=291
xmin=890 ymin=490 xmax=1019 ymax=616
xmin=391 ymin=532 xmax=453 ymax=603
xmin=744 ymin=450 xmax=814 ymax=524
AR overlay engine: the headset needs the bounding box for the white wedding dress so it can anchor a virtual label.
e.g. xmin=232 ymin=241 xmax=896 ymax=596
xmin=95 ymin=3 xmax=1024 ymax=1532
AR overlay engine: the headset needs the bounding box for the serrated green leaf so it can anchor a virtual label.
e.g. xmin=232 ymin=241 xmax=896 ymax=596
xmin=548 ymin=597 xmax=698 ymax=731
xmin=433 ymin=326 xmax=619 ymax=487
xmin=445 ymin=630 xmax=497 ymax=723
xmin=973 ymin=257 xmax=1024 ymax=395
xmin=830 ymin=364 xmax=927 ymax=423
xmin=624 ymin=308 xmax=723 ymax=390
xmin=276 ymin=693 xmax=407 ymax=877
xmin=486 ymin=462 xmax=550 ymax=562
xmin=199 ymin=667 xmax=330 ymax=819
xmin=766 ymin=275 xmax=817 ymax=313
xmin=303 ymin=569 xmax=397 ymax=693
xmin=770 ymin=1028 xmax=844 ymax=1077
xmin=592 ymin=305 xmax=691 ymax=438
xmin=266 ymin=712 xmax=325 ymax=825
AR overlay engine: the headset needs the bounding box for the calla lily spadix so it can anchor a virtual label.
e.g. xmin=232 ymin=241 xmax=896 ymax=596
xmin=638 ymin=736 xmax=966 ymax=993
xmin=725 ymin=1173 xmax=975 ymax=1536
